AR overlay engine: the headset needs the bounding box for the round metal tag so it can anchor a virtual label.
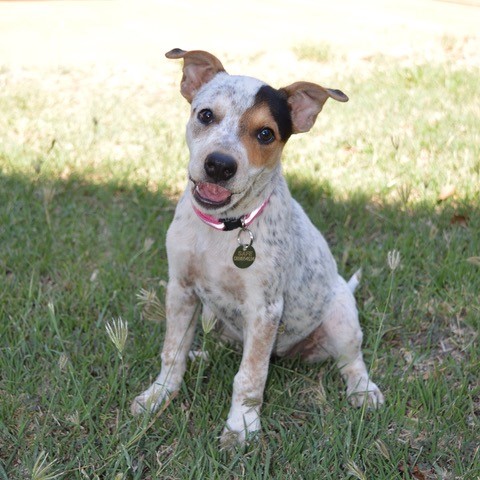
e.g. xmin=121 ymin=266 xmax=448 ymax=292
xmin=233 ymin=245 xmax=256 ymax=269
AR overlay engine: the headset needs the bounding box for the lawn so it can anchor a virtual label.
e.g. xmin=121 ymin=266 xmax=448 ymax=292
xmin=1 ymin=22 xmax=479 ymax=480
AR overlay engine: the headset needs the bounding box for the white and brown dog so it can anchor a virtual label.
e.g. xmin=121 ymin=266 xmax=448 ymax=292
xmin=131 ymin=48 xmax=384 ymax=444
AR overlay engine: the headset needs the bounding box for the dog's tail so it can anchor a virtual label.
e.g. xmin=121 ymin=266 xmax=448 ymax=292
xmin=347 ymin=268 xmax=362 ymax=293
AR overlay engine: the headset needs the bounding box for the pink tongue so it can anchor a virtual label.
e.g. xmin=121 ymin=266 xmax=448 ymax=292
xmin=197 ymin=182 xmax=231 ymax=203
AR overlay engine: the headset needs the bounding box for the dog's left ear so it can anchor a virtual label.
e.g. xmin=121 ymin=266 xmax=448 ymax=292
xmin=282 ymin=82 xmax=348 ymax=133
xmin=165 ymin=48 xmax=226 ymax=103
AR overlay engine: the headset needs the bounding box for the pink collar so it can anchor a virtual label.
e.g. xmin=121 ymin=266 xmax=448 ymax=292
xmin=192 ymin=196 xmax=270 ymax=231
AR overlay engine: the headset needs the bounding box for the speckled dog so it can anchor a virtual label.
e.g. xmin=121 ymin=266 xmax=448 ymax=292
xmin=131 ymin=48 xmax=384 ymax=444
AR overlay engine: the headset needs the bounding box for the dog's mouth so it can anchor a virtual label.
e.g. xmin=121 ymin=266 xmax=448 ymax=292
xmin=192 ymin=181 xmax=232 ymax=209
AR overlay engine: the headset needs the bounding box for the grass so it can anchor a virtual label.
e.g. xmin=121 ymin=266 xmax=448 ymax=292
xmin=293 ymin=42 xmax=337 ymax=63
xmin=1 ymin=39 xmax=479 ymax=479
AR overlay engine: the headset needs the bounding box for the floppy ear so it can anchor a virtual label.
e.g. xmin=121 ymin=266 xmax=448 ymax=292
xmin=282 ymin=81 xmax=348 ymax=133
xmin=165 ymin=48 xmax=226 ymax=103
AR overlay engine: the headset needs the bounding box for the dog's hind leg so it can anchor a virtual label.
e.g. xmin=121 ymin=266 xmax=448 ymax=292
xmin=131 ymin=280 xmax=198 ymax=415
xmin=302 ymin=278 xmax=384 ymax=408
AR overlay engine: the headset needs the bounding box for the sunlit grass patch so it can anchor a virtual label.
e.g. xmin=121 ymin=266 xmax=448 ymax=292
xmin=293 ymin=42 xmax=337 ymax=63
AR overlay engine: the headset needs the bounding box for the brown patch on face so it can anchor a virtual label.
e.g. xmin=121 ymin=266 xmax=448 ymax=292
xmin=239 ymin=103 xmax=285 ymax=168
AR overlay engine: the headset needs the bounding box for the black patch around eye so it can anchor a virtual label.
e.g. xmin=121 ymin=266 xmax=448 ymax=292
xmin=254 ymin=85 xmax=292 ymax=141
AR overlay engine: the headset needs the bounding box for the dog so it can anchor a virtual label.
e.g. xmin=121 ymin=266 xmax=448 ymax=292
xmin=131 ymin=48 xmax=384 ymax=445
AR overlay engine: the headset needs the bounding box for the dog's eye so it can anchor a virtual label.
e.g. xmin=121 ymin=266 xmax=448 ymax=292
xmin=198 ymin=109 xmax=214 ymax=125
xmin=257 ymin=128 xmax=275 ymax=145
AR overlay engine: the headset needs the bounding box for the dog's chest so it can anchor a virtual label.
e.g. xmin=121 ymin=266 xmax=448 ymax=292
xmin=168 ymin=207 xmax=279 ymax=327
xmin=192 ymin=231 xmax=262 ymax=308
xmin=167 ymin=190 xmax=338 ymax=352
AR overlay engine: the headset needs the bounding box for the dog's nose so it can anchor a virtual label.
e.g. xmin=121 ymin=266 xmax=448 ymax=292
xmin=204 ymin=152 xmax=237 ymax=182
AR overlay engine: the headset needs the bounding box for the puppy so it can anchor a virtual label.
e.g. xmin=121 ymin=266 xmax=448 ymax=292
xmin=132 ymin=48 xmax=384 ymax=444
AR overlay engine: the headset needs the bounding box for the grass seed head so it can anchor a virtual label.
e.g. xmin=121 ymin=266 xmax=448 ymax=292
xmin=387 ymin=249 xmax=401 ymax=271
xmin=136 ymin=288 xmax=165 ymax=322
xmin=345 ymin=460 xmax=367 ymax=480
xmin=143 ymin=237 xmax=154 ymax=252
xmin=201 ymin=311 xmax=217 ymax=334
xmin=374 ymin=438 xmax=391 ymax=460
xmin=105 ymin=317 xmax=128 ymax=357
xmin=31 ymin=451 xmax=62 ymax=480
xmin=58 ymin=353 xmax=69 ymax=372
xmin=242 ymin=397 xmax=262 ymax=409
xmin=219 ymin=430 xmax=240 ymax=451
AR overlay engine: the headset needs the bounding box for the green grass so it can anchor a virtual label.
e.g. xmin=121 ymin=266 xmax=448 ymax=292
xmin=1 ymin=49 xmax=479 ymax=479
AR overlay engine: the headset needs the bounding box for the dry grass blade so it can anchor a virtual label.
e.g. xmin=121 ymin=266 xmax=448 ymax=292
xmin=219 ymin=430 xmax=240 ymax=451
xmin=242 ymin=397 xmax=262 ymax=409
xmin=345 ymin=460 xmax=367 ymax=480
xmin=374 ymin=439 xmax=391 ymax=460
xmin=467 ymin=256 xmax=480 ymax=267
xmin=31 ymin=451 xmax=62 ymax=480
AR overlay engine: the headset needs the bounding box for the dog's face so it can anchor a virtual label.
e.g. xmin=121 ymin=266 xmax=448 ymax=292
xmin=187 ymin=73 xmax=292 ymax=213
xmin=166 ymin=48 xmax=348 ymax=216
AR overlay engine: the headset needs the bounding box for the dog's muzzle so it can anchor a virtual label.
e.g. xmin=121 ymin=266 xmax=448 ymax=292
xmin=204 ymin=152 xmax=237 ymax=182
xmin=191 ymin=152 xmax=237 ymax=209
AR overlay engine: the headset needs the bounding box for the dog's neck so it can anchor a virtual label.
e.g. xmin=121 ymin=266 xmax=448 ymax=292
xmin=192 ymin=195 xmax=270 ymax=231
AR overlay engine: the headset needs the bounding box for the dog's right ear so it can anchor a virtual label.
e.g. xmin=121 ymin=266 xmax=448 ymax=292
xmin=165 ymin=48 xmax=226 ymax=103
xmin=282 ymin=82 xmax=348 ymax=134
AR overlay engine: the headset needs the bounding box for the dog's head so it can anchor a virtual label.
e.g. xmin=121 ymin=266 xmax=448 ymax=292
xmin=166 ymin=48 xmax=348 ymax=216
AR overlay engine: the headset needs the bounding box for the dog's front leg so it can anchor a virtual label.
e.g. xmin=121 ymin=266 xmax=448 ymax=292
xmin=131 ymin=279 xmax=198 ymax=415
xmin=221 ymin=299 xmax=283 ymax=446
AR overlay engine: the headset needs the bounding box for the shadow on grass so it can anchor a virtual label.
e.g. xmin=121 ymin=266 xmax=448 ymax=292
xmin=1 ymin=170 xmax=479 ymax=478
xmin=3 ymin=168 xmax=477 ymax=344
xmin=289 ymin=174 xmax=479 ymax=313
xmin=1 ymin=170 xmax=173 ymax=311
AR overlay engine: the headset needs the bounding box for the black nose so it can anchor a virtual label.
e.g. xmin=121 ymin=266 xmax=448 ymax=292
xmin=204 ymin=152 xmax=237 ymax=182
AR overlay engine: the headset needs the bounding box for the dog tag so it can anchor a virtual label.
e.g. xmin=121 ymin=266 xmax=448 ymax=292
xmin=233 ymin=245 xmax=256 ymax=268
xmin=233 ymin=227 xmax=255 ymax=268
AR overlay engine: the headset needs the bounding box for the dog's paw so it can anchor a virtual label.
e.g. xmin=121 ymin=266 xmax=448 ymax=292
xmin=220 ymin=423 xmax=261 ymax=449
xmin=220 ymin=409 xmax=261 ymax=448
xmin=220 ymin=429 xmax=244 ymax=449
xmin=131 ymin=384 xmax=170 ymax=415
xmin=347 ymin=380 xmax=384 ymax=409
